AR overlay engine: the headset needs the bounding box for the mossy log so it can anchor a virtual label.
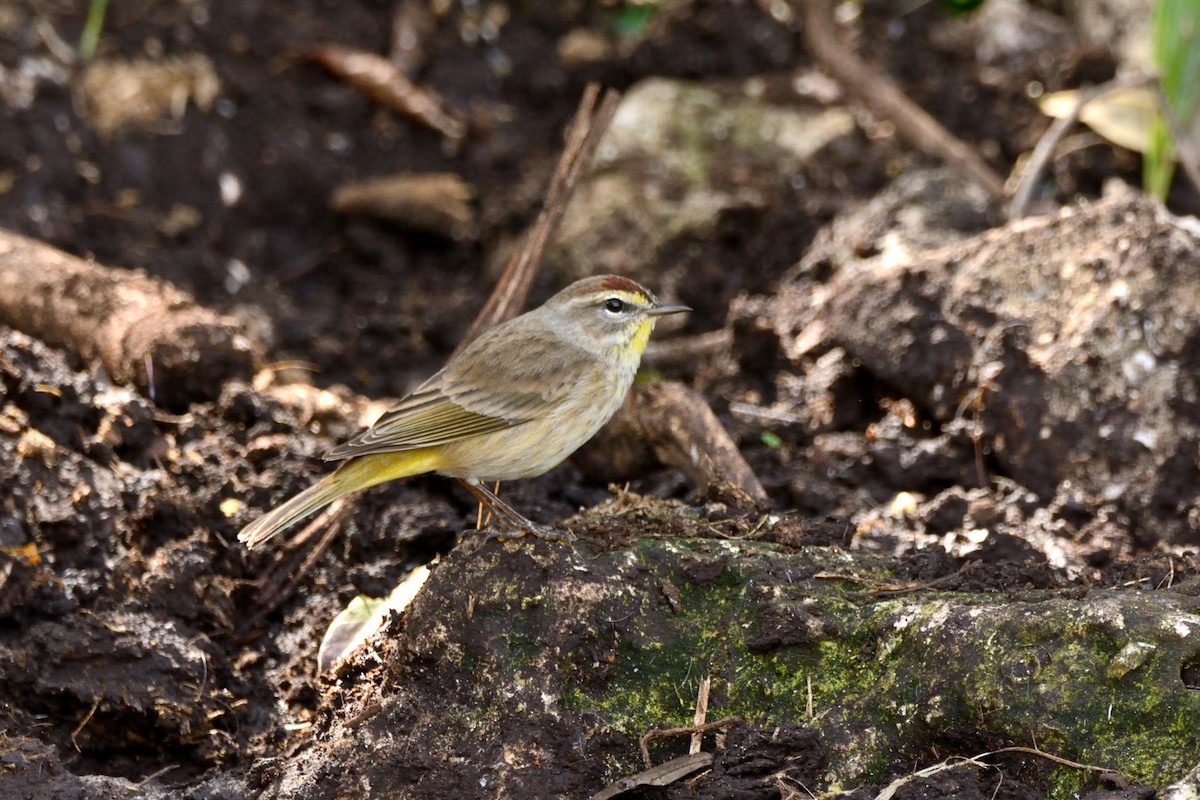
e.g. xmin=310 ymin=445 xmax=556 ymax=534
xmin=271 ymin=530 xmax=1200 ymax=797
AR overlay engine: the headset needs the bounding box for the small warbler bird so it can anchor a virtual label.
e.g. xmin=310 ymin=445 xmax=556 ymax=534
xmin=238 ymin=275 xmax=690 ymax=549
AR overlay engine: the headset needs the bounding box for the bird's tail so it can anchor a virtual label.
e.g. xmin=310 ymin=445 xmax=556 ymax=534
xmin=237 ymin=448 xmax=444 ymax=550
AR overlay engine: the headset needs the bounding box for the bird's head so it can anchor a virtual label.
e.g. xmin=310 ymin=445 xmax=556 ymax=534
xmin=545 ymin=275 xmax=691 ymax=364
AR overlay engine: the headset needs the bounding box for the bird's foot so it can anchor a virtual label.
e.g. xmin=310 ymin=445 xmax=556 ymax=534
xmin=483 ymin=524 xmax=576 ymax=544
xmin=457 ymin=478 xmax=575 ymax=544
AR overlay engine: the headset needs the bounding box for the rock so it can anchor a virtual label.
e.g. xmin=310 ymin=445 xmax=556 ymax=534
xmin=75 ymin=55 xmax=220 ymax=139
xmin=775 ymin=188 xmax=1200 ymax=544
xmin=254 ymin=533 xmax=1200 ymax=795
xmin=795 ymin=167 xmax=1000 ymax=280
xmin=1062 ymin=0 xmax=1153 ymax=71
xmin=547 ymin=77 xmax=855 ymax=283
xmin=929 ymin=0 xmax=1076 ymax=72
xmin=0 ymin=734 xmax=241 ymax=800
xmin=0 ymin=608 xmax=222 ymax=751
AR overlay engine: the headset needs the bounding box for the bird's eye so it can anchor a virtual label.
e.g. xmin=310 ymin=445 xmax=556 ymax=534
xmin=604 ymin=297 xmax=626 ymax=314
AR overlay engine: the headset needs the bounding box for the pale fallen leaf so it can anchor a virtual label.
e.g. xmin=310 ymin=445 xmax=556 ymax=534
xmin=317 ymin=564 xmax=431 ymax=673
xmin=331 ymin=172 xmax=476 ymax=241
xmin=1038 ymin=86 xmax=1199 ymax=155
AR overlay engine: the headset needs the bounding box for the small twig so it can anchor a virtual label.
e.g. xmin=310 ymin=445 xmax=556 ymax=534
xmin=797 ymin=0 xmax=1006 ymax=201
xmin=986 ymin=745 xmax=1119 ymax=775
xmin=875 ymin=755 xmax=995 ymax=800
xmin=868 ymin=562 xmax=982 ymax=597
xmin=639 ymin=716 xmax=741 ymax=768
xmin=690 ymin=676 xmax=712 ymax=754
xmin=136 ymin=764 xmax=182 ymax=787
xmin=1008 ymin=90 xmax=1091 ymax=219
xmin=71 ymin=697 xmax=101 ymax=751
xmin=1009 ymin=80 xmax=1143 ymax=219
xmin=990 ymin=771 xmax=1004 ymax=800
xmin=455 ymin=84 xmax=622 ymax=352
xmin=1010 ymin=117 xmax=1076 ymax=218
xmin=812 ymin=571 xmax=884 ymax=586
xmin=1012 ymin=75 xmax=1200 ymax=218
xmin=874 ymin=744 xmax=1124 ymax=800
xmin=343 ymin=700 xmax=383 ymax=729
xmin=814 ymin=562 xmax=981 ymax=596
xmin=1160 ymin=555 xmax=1176 ymax=590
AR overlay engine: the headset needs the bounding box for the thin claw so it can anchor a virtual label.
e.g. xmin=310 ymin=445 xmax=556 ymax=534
xmin=483 ymin=529 xmax=522 ymax=544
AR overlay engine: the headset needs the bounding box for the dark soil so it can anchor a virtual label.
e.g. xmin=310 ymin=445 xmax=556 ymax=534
xmin=2 ymin=1 xmax=1197 ymax=799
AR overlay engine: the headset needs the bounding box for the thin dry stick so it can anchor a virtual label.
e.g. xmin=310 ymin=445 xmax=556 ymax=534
xmin=455 ymin=83 xmax=622 ymax=353
xmin=475 ymin=480 xmax=500 ymax=529
xmin=1012 ymin=75 xmax=1200 ymax=219
xmin=1008 ymin=91 xmax=1092 ymax=219
xmin=874 ymin=755 xmax=995 ymax=800
xmin=70 ymin=697 xmax=101 ymax=751
xmin=136 ymin=764 xmax=182 ymax=787
xmin=797 ymin=0 xmax=1006 ymax=201
xmin=1160 ymin=555 xmax=1175 ymax=590
xmin=864 ymin=562 xmax=982 ymax=597
xmin=1009 ymin=79 xmax=1147 ymax=219
xmin=986 ymin=745 xmax=1118 ymax=775
xmin=451 ymin=84 xmax=621 ymax=523
xmin=876 ymin=745 xmax=1122 ymax=800
xmin=639 ymin=716 xmax=741 ymax=768
xmin=690 ymin=676 xmax=712 ymax=754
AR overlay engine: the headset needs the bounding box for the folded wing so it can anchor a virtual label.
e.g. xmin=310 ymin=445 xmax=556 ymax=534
xmin=324 ymin=325 xmax=581 ymax=461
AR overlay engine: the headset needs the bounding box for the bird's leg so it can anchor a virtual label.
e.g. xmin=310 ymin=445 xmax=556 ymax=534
xmin=457 ymin=478 xmax=576 ymax=543
xmin=473 ymin=481 xmax=500 ymax=530
xmin=485 ymin=481 xmax=499 ymax=527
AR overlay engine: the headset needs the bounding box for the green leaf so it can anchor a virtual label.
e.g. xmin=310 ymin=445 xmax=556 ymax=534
xmin=941 ymin=0 xmax=987 ymax=12
xmin=612 ymin=3 xmax=659 ymax=38
xmin=1147 ymin=0 xmax=1200 ymax=198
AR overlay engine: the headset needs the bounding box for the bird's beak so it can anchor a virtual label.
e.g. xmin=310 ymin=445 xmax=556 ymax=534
xmin=647 ymin=302 xmax=692 ymax=317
